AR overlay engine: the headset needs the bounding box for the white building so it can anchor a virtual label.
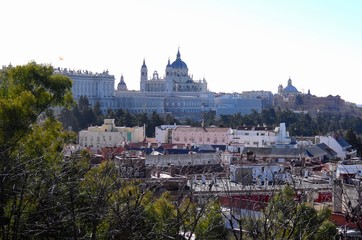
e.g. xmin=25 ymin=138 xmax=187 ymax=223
xmin=78 ymin=119 xmax=145 ymax=149
xmin=214 ymin=93 xmax=262 ymax=116
xmin=229 ymin=122 xmax=293 ymax=148
xmin=229 ymin=164 xmax=287 ymax=185
xmin=315 ymin=135 xmax=355 ymax=160
xmin=155 ymin=122 xmax=292 ymax=149
xmin=155 ymin=124 xmax=191 ymax=144
xmin=54 ymin=68 xmax=115 ymax=111
xmin=140 ymin=49 xmax=208 ymax=94
xmin=55 ymin=49 xmax=260 ymax=120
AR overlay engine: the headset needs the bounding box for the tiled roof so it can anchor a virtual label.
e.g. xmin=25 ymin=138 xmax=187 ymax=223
xmin=236 ymin=126 xmax=273 ymax=131
xmin=174 ymin=127 xmax=206 ymax=132
xmin=204 ymin=127 xmax=230 ymax=132
xmin=335 ymin=136 xmax=351 ymax=148
xmin=316 ymin=143 xmax=337 ymax=157
xmin=173 ymin=127 xmax=230 ymax=133
xmin=242 ymin=146 xmax=333 ymax=158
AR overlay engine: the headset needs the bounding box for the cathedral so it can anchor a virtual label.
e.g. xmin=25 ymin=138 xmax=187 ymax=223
xmin=56 ymin=49 xmax=262 ymax=120
xmin=139 ymin=49 xmax=208 ymax=94
xmin=115 ymin=49 xmax=215 ymax=119
xmin=277 ymin=77 xmax=300 ymax=97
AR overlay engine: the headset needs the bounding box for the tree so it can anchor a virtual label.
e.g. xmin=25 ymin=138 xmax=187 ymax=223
xmin=148 ymin=111 xmax=164 ymax=137
xmin=81 ymin=160 xmax=119 ymax=239
xmin=114 ymin=109 xmax=125 ymax=126
xmin=244 ymin=185 xmax=337 ymax=240
xmin=76 ymin=96 xmax=96 ymax=130
xmin=164 ymin=113 xmax=179 ymax=125
xmin=123 ymin=110 xmax=135 ymax=127
xmin=202 ymin=110 xmax=216 ymax=127
xmin=261 ymin=108 xmax=277 ymax=126
xmin=93 ymin=100 xmax=104 ymax=125
xmin=194 ymin=200 xmax=227 ymax=240
xmin=0 ymin=62 xmax=73 ymax=239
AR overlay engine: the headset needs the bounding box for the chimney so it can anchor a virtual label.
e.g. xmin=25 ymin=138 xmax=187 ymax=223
xmin=156 ymin=166 xmax=160 ymax=178
xmin=332 ymin=179 xmax=343 ymax=212
xmin=169 ymin=164 xmax=175 ymax=177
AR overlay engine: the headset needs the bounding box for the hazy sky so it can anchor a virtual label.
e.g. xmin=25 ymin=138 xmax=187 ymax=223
xmin=2 ymin=0 xmax=362 ymax=104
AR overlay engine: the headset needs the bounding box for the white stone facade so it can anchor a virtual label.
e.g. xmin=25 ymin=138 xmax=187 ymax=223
xmin=55 ymin=68 xmax=115 ymax=99
xmin=230 ymin=123 xmax=292 ymax=148
xmin=55 ymin=49 xmax=262 ymax=119
xmin=78 ymin=119 xmax=145 ymax=148
xmin=140 ymin=50 xmax=207 ymax=94
xmin=54 ymin=68 xmax=115 ymax=111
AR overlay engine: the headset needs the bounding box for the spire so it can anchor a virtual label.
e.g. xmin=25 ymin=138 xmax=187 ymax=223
xmin=118 ymin=74 xmax=127 ymax=91
xmin=167 ymin=58 xmax=171 ymax=67
xmin=142 ymin=58 xmax=147 ymax=68
xmin=176 ymin=48 xmax=181 ymax=59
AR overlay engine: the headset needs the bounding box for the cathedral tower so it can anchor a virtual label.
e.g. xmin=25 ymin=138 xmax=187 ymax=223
xmin=140 ymin=59 xmax=148 ymax=92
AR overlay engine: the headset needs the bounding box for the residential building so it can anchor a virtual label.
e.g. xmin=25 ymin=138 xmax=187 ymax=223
xmin=78 ymin=119 xmax=145 ymax=148
xmin=315 ymin=135 xmax=356 ymax=160
xmin=172 ymin=126 xmax=232 ymax=146
xmin=155 ymin=124 xmax=190 ymax=144
xmin=229 ymin=123 xmax=293 ymax=150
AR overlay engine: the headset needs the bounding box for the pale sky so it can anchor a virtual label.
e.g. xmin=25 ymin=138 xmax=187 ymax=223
xmin=1 ymin=0 xmax=362 ymax=104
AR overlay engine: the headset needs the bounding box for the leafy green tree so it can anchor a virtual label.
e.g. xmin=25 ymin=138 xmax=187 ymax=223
xmin=244 ymin=185 xmax=337 ymax=240
xmin=0 ymin=62 xmax=73 ymax=239
xmin=135 ymin=112 xmax=148 ymax=127
xmin=148 ymin=111 xmax=164 ymax=137
xmin=124 ymin=110 xmax=135 ymax=127
xmin=247 ymin=109 xmax=262 ymax=126
xmin=164 ymin=113 xmax=179 ymax=125
xmin=230 ymin=113 xmax=243 ymax=128
xmin=93 ymin=100 xmax=104 ymax=125
xmin=202 ymin=110 xmax=216 ymax=127
xmin=81 ymin=160 xmax=119 ymax=239
xmin=184 ymin=118 xmax=201 ymax=127
xmin=76 ymin=96 xmax=96 ymax=130
xmin=145 ymin=191 xmax=178 ymax=239
xmin=104 ymin=180 xmax=153 ymax=239
xmin=217 ymin=115 xmax=232 ymax=127
xmin=106 ymin=108 xmax=116 ymax=119
xmin=115 ymin=108 xmax=125 ymax=126
xmin=261 ymin=108 xmax=277 ymax=126
xmin=59 ymin=107 xmax=79 ymax=131
xmin=194 ymin=200 xmax=227 ymax=240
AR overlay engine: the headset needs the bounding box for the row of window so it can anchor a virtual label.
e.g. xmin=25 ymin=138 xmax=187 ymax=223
xmin=73 ymin=81 xmax=114 ymax=97
xmin=238 ymin=132 xmax=266 ymax=136
xmin=165 ymin=102 xmax=200 ymax=107
xmin=84 ymin=136 xmax=114 ymax=141
xmin=174 ymin=137 xmax=226 ymax=142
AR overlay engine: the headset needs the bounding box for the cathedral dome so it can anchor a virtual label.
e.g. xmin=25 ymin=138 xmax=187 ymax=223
xmin=170 ymin=49 xmax=188 ymax=70
xmin=283 ymin=77 xmax=298 ymax=94
xmin=117 ymin=75 xmax=127 ymax=91
xmin=284 ymin=85 xmax=298 ymax=93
